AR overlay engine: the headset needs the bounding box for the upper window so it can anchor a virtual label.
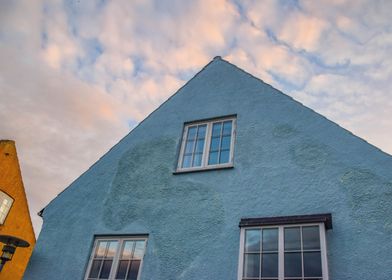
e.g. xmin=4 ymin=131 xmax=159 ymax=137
xmin=0 ymin=191 xmax=14 ymax=224
xmin=238 ymin=214 xmax=332 ymax=280
xmin=85 ymin=236 xmax=147 ymax=280
xmin=177 ymin=115 xmax=236 ymax=172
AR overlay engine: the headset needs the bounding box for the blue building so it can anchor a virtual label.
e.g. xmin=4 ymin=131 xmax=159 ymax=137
xmin=25 ymin=57 xmax=392 ymax=280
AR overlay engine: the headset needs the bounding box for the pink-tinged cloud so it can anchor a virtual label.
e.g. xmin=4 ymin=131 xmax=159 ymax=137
xmin=1 ymin=0 xmax=391 ymax=235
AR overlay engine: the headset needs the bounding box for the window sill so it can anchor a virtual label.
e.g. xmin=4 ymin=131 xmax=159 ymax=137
xmin=173 ymin=164 xmax=234 ymax=175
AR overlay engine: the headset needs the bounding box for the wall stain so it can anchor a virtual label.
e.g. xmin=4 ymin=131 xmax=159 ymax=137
xmin=340 ymin=168 xmax=392 ymax=232
xmin=102 ymin=138 xmax=224 ymax=279
xmin=290 ymin=142 xmax=329 ymax=169
xmin=273 ymin=124 xmax=297 ymax=139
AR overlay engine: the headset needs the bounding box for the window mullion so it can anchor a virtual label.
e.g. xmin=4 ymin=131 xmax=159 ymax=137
xmin=230 ymin=118 xmax=236 ymax=163
xmin=217 ymin=122 xmax=224 ymax=163
xmin=109 ymin=240 xmax=122 ymax=280
xmin=96 ymin=243 xmax=108 ymax=280
xmin=124 ymin=241 xmax=137 ymax=280
xmin=319 ymin=224 xmax=329 ymax=280
xmin=86 ymin=240 xmax=97 ymax=280
xmin=191 ymin=125 xmax=199 ymax=166
xmin=137 ymin=239 xmax=148 ymax=280
xmin=259 ymin=229 xmax=262 ymax=280
xmin=178 ymin=126 xmax=188 ymax=168
xmin=237 ymin=228 xmax=246 ymax=280
xmin=204 ymin=123 xmax=212 ymax=166
xmin=300 ymin=226 xmax=304 ymax=280
xmin=278 ymin=226 xmax=284 ymax=280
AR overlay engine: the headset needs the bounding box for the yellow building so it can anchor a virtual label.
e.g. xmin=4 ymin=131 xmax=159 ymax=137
xmin=0 ymin=140 xmax=35 ymax=280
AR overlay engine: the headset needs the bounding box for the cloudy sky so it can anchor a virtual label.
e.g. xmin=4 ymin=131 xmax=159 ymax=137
xmin=1 ymin=0 xmax=391 ymax=235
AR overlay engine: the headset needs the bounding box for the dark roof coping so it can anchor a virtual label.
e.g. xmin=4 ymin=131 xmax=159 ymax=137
xmin=239 ymin=213 xmax=332 ymax=230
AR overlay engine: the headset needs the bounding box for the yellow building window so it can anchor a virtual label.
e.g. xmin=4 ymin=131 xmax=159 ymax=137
xmin=0 ymin=191 xmax=14 ymax=224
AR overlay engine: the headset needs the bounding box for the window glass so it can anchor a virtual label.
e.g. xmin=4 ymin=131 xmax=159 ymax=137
xmin=262 ymin=253 xmax=278 ymax=277
xmin=0 ymin=191 xmax=14 ymax=224
xmin=262 ymin=228 xmax=278 ymax=251
xmin=284 ymin=227 xmax=301 ymax=250
xmin=245 ymin=229 xmax=260 ymax=252
xmin=181 ymin=124 xmax=206 ymax=168
xmin=240 ymin=224 xmax=326 ymax=280
xmin=178 ymin=116 xmax=235 ymax=171
xmin=243 ymin=253 xmax=260 ymax=277
xmin=302 ymin=226 xmax=320 ymax=250
xmin=208 ymin=120 xmax=233 ymax=166
xmin=86 ymin=237 xmax=147 ymax=280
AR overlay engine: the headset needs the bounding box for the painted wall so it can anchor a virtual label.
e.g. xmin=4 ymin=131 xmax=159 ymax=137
xmin=0 ymin=140 xmax=36 ymax=280
xmin=25 ymin=58 xmax=392 ymax=279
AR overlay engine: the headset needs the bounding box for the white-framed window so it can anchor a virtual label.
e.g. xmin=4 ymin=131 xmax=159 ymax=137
xmin=238 ymin=217 xmax=331 ymax=280
xmin=0 ymin=190 xmax=14 ymax=225
xmin=176 ymin=115 xmax=236 ymax=172
xmin=85 ymin=236 xmax=147 ymax=280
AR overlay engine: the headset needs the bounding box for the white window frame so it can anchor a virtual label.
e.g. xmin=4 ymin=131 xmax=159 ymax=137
xmin=176 ymin=115 xmax=236 ymax=172
xmin=237 ymin=223 xmax=329 ymax=280
xmin=0 ymin=190 xmax=14 ymax=225
xmin=84 ymin=236 xmax=148 ymax=280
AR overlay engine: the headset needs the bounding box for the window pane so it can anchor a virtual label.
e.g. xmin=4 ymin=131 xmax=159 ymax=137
xmin=304 ymin=252 xmax=322 ymax=277
xmin=193 ymin=153 xmax=203 ymax=167
xmin=284 ymin=227 xmax=301 ymax=250
xmin=107 ymin=241 xmax=118 ymax=258
xmin=222 ymin=121 xmax=232 ymax=135
xmin=195 ymin=139 xmax=205 ymax=153
xmin=116 ymin=260 xmax=129 ymax=279
xmin=121 ymin=241 xmax=134 ymax=259
xmin=184 ymin=140 xmax=195 ymax=154
xmin=95 ymin=241 xmax=107 ymax=258
xmin=210 ymin=137 xmax=220 ymax=152
xmin=302 ymin=226 xmax=320 ymax=250
xmin=88 ymin=260 xmax=102 ymax=278
xmin=245 ymin=229 xmax=261 ymax=252
xmin=221 ymin=135 xmax=231 ymax=150
xmin=187 ymin=126 xmax=197 ymax=140
xmin=197 ymin=125 xmax=206 ymax=138
xmin=0 ymin=192 xmax=13 ymax=224
xmin=243 ymin=253 xmax=260 ymax=277
xmin=99 ymin=260 xmax=113 ymax=279
xmin=133 ymin=241 xmax=145 ymax=259
xmin=219 ymin=150 xmax=230 ymax=164
xmin=182 ymin=155 xmax=192 ymax=168
xmin=261 ymin=253 xmax=278 ymax=277
xmin=262 ymin=228 xmax=278 ymax=251
xmin=208 ymin=152 xmax=218 ymax=165
xmin=284 ymin=252 xmax=302 ymax=277
xmin=127 ymin=260 xmax=141 ymax=280
xmin=212 ymin=123 xmax=222 ymax=137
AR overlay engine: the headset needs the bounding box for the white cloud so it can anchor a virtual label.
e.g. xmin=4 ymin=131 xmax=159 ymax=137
xmin=1 ymin=0 xmax=392 ymax=235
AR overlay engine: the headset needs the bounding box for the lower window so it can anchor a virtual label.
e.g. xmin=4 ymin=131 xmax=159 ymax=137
xmin=85 ymin=236 xmax=147 ymax=280
xmin=238 ymin=215 xmax=331 ymax=280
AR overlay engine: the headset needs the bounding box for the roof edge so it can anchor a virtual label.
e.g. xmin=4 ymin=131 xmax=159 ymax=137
xmin=40 ymin=56 xmax=222 ymax=215
xmin=239 ymin=213 xmax=333 ymax=230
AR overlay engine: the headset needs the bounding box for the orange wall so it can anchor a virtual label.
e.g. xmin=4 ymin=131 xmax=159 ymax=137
xmin=0 ymin=140 xmax=36 ymax=280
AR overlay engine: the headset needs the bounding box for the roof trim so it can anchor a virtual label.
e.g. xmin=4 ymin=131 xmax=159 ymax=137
xmin=239 ymin=213 xmax=333 ymax=230
xmin=39 ymin=57 xmax=223 ymax=216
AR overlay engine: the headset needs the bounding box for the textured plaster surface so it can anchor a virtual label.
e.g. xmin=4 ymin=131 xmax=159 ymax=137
xmin=0 ymin=140 xmax=36 ymax=280
xmin=25 ymin=59 xmax=392 ymax=280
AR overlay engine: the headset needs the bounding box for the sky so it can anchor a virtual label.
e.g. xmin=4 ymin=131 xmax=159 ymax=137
xmin=1 ymin=0 xmax=391 ymax=236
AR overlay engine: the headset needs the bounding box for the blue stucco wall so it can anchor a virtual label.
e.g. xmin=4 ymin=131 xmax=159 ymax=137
xmin=25 ymin=58 xmax=392 ymax=279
